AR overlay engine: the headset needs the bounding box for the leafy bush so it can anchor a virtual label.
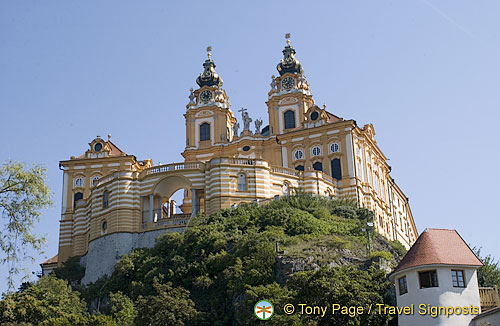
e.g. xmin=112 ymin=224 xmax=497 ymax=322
xmin=370 ymin=250 xmax=394 ymax=261
xmin=390 ymin=240 xmax=407 ymax=257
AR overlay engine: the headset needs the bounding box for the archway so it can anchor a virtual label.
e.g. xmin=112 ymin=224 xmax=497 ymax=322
xmin=143 ymin=175 xmax=204 ymax=223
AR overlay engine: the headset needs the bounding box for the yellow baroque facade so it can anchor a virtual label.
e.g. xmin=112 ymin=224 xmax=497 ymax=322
xmin=55 ymin=39 xmax=418 ymax=282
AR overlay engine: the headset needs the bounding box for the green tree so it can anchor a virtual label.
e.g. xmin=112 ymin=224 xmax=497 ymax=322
xmin=40 ymin=314 xmax=116 ymax=326
xmin=0 ymin=276 xmax=86 ymax=324
xmin=474 ymin=247 xmax=500 ymax=289
xmin=0 ymin=161 xmax=52 ymax=289
xmin=238 ymin=283 xmax=304 ymax=326
xmin=134 ymin=279 xmax=200 ymax=326
xmin=288 ymin=266 xmax=394 ymax=326
xmin=109 ymin=291 xmax=136 ymax=326
xmin=53 ymin=256 xmax=86 ymax=287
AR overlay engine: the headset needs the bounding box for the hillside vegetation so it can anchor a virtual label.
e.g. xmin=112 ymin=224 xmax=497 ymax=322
xmin=1 ymin=194 xmax=406 ymax=326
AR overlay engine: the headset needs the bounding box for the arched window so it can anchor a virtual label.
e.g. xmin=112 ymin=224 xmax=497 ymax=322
xmin=295 ymin=165 xmax=304 ymax=171
xmin=331 ymin=158 xmax=342 ymax=180
xmin=283 ymin=182 xmax=290 ymax=196
xmin=284 ymin=110 xmax=295 ymax=129
xmin=74 ymin=192 xmax=83 ymax=207
xmin=74 ymin=177 xmax=84 ymax=188
xmin=91 ymin=176 xmax=100 ymax=187
xmin=101 ymin=220 xmax=107 ymax=234
xmin=311 ymin=146 xmax=321 ymax=157
xmin=313 ymin=161 xmax=323 ymax=171
xmin=200 ymin=122 xmax=210 ymax=141
xmin=330 ymin=142 xmax=340 ymax=153
xmin=237 ymin=173 xmax=247 ymax=191
xmin=375 ymin=175 xmax=380 ymax=196
xmin=293 ymin=149 xmax=304 ymax=161
xmin=103 ymin=190 xmax=109 ymax=208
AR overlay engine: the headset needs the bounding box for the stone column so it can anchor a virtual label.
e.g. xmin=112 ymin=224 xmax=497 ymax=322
xmin=191 ymin=189 xmax=198 ymax=217
xmin=149 ymin=194 xmax=154 ymax=222
xmin=157 ymin=197 xmax=162 ymax=220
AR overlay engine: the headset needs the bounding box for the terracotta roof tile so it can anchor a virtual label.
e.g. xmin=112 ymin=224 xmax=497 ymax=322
xmin=392 ymin=228 xmax=483 ymax=275
xmin=41 ymin=254 xmax=58 ymax=266
xmin=107 ymin=140 xmax=125 ymax=156
xmin=325 ymin=111 xmax=342 ymax=123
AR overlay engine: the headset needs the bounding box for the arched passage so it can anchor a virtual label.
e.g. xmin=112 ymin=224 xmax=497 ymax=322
xmin=143 ymin=175 xmax=204 ymax=223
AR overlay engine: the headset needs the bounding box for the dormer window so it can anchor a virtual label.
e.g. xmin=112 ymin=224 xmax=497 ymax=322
xmin=94 ymin=143 xmax=103 ymax=152
xmin=310 ymin=111 xmax=319 ymax=121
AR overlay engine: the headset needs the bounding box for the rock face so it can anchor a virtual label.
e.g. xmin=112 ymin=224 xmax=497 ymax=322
xmin=275 ymin=255 xmax=319 ymax=285
xmin=274 ymin=236 xmax=403 ymax=285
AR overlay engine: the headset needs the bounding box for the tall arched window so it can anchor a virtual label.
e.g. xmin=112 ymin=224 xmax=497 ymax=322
xmin=200 ymin=122 xmax=210 ymax=141
xmin=74 ymin=192 xmax=83 ymax=207
xmin=103 ymin=190 xmax=109 ymax=208
xmin=237 ymin=173 xmax=247 ymax=191
xmin=284 ymin=110 xmax=295 ymax=129
xmin=313 ymin=161 xmax=323 ymax=171
xmin=283 ymin=182 xmax=290 ymax=196
xmin=331 ymin=158 xmax=342 ymax=180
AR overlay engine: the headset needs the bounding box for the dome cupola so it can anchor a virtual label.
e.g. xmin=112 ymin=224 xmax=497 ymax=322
xmin=277 ymin=33 xmax=304 ymax=76
xmin=196 ymin=46 xmax=223 ymax=88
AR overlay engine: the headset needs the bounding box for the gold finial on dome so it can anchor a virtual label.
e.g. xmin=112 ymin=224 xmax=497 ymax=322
xmin=323 ymin=103 xmax=327 ymax=109
xmin=108 ymin=134 xmax=111 ymax=140
xmin=285 ymin=33 xmax=291 ymax=45
xmin=207 ymin=46 xmax=212 ymax=59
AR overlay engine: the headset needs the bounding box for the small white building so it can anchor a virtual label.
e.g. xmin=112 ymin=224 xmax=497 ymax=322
xmin=389 ymin=228 xmax=483 ymax=326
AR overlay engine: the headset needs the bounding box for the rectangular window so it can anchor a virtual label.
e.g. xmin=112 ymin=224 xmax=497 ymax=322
xmin=452 ymin=270 xmax=465 ymax=288
xmin=200 ymin=123 xmax=210 ymax=141
xmin=398 ymin=276 xmax=408 ymax=295
xmin=419 ymin=270 xmax=438 ymax=288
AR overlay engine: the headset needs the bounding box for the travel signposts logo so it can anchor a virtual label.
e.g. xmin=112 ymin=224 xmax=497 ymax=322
xmin=254 ymin=300 xmax=274 ymax=320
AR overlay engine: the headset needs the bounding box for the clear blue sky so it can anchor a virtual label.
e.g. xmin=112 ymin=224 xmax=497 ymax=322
xmin=1 ymin=1 xmax=499 ymax=292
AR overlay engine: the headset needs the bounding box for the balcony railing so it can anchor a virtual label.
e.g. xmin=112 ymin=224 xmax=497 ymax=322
xmin=479 ymin=286 xmax=500 ymax=311
xmin=271 ymin=166 xmax=301 ymax=177
xmin=145 ymin=162 xmax=201 ymax=175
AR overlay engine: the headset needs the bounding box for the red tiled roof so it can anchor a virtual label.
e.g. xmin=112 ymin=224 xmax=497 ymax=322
xmin=392 ymin=228 xmax=483 ymax=275
xmin=41 ymin=254 xmax=58 ymax=266
xmin=107 ymin=140 xmax=125 ymax=156
xmin=326 ymin=111 xmax=342 ymax=123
